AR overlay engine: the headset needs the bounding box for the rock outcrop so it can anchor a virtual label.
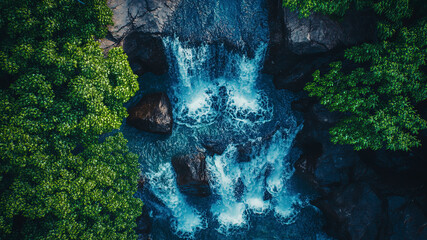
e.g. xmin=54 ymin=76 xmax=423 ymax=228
xmin=264 ymin=0 xmax=376 ymax=86
xmin=314 ymin=183 xmax=384 ymax=240
xmin=122 ymin=32 xmax=168 ymax=75
xmin=106 ymin=0 xmax=181 ymax=41
xmin=283 ymin=7 xmax=376 ymax=55
xmin=101 ymin=0 xmax=181 ymax=75
xmin=171 ymin=152 xmax=211 ymax=197
xmin=292 ymin=95 xmax=427 ymax=240
xmin=127 ymin=92 xmax=173 ymax=134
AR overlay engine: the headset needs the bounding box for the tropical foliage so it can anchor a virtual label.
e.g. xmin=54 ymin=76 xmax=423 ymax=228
xmin=284 ymin=0 xmax=427 ymax=151
xmin=0 ymin=0 xmax=142 ymax=239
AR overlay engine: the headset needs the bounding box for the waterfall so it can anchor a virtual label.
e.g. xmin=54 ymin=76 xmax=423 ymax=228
xmin=163 ymin=37 xmax=273 ymax=129
xmin=139 ymin=36 xmax=304 ymax=238
xmin=148 ymin=163 xmax=206 ymax=237
xmin=206 ymin=126 xmax=303 ymax=233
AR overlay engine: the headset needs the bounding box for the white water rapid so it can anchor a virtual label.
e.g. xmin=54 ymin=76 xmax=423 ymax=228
xmin=132 ymin=37 xmax=305 ymax=238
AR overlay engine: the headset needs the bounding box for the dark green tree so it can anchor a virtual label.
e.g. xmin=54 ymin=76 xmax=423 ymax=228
xmin=283 ymin=0 xmax=427 ymax=151
xmin=0 ymin=0 xmax=142 ymax=239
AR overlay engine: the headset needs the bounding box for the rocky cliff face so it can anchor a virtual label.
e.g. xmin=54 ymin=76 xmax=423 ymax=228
xmin=292 ymin=97 xmax=427 ymax=240
xmin=263 ymin=2 xmax=427 ymax=239
xmin=100 ymin=0 xmax=181 ymax=75
xmin=107 ymin=0 xmax=180 ymax=41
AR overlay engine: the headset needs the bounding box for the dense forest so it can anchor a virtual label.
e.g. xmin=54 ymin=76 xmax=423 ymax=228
xmin=0 ymin=0 xmax=142 ymax=239
xmin=0 ymin=0 xmax=426 ymax=239
xmin=284 ymin=0 xmax=427 ymax=151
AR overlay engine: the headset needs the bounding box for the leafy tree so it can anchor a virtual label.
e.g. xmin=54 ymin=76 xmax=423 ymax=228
xmin=0 ymin=0 xmax=142 ymax=239
xmin=283 ymin=0 xmax=427 ymax=151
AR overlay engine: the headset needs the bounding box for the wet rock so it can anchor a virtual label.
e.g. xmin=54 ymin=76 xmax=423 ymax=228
xmin=314 ymin=142 xmax=358 ymax=187
xmin=311 ymin=104 xmax=342 ymax=125
xmin=387 ymin=197 xmax=427 ymax=240
xmin=123 ymin=33 xmax=168 ymax=75
xmin=171 ymin=152 xmax=211 ymax=197
xmin=135 ymin=205 xmax=152 ymax=239
xmin=273 ymin=55 xmax=335 ymax=91
xmin=127 ymin=92 xmax=173 ymax=134
xmin=284 ymin=8 xmax=343 ymax=55
xmin=201 ymin=137 xmax=231 ymax=156
xmin=165 ymin=0 xmax=269 ymax=55
xmin=314 ymin=183 xmax=383 ymax=240
xmin=294 ymin=138 xmax=322 ymax=175
xmin=137 ymin=173 xmax=147 ymax=190
xmin=236 ymin=124 xmax=281 ymax=162
xmin=263 ymin=190 xmax=273 ymax=201
xmin=234 ymin=178 xmax=245 ymax=201
xmin=291 ymin=97 xmax=316 ymax=113
xmin=283 ymin=8 xmax=376 ymax=55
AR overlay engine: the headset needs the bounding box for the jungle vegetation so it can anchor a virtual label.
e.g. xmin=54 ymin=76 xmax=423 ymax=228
xmin=0 ymin=0 xmax=142 ymax=239
xmin=284 ymin=0 xmax=427 ymax=151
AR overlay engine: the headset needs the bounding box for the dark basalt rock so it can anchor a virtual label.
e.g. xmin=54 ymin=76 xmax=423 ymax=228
xmin=273 ymin=55 xmax=335 ymax=91
xmin=284 ymin=8 xmax=344 ymax=55
xmin=387 ymin=196 xmax=427 ymax=240
xmin=171 ymin=152 xmax=211 ymax=197
xmin=314 ymin=183 xmax=384 ymax=240
xmin=127 ymin=92 xmax=173 ymax=134
xmin=123 ymin=33 xmax=168 ymax=75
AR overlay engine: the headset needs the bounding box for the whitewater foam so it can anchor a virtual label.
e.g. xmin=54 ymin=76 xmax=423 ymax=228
xmin=163 ymin=37 xmax=273 ymax=129
xmin=142 ymin=37 xmax=305 ymax=237
xmin=205 ymin=126 xmax=303 ymax=233
xmin=148 ymin=163 xmax=206 ymax=238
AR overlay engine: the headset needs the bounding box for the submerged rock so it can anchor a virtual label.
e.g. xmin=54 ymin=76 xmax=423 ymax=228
xmin=171 ymin=152 xmax=211 ymax=197
xmin=127 ymin=92 xmax=173 ymax=134
xmin=201 ymin=137 xmax=231 ymax=156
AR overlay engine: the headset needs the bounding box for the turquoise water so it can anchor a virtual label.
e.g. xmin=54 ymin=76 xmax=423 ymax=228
xmin=120 ymin=38 xmax=329 ymax=239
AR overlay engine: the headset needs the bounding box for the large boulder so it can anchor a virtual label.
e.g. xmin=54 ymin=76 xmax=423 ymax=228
xmin=171 ymin=152 xmax=211 ymax=197
xmin=283 ymin=8 xmax=376 ymax=55
xmin=284 ymin=8 xmax=344 ymax=55
xmin=127 ymin=92 xmax=173 ymax=134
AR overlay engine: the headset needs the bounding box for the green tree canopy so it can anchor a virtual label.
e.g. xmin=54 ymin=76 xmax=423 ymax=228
xmin=0 ymin=0 xmax=142 ymax=239
xmin=283 ymin=0 xmax=427 ymax=151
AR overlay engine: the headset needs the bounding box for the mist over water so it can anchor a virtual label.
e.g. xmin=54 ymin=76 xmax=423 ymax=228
xmin=120 ymin=0 xmax=327 ymax=238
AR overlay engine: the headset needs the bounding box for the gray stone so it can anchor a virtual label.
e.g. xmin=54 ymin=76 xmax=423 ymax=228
xmin=284 ymin=8 xmax=344 ymax=55
xmin=283 ymin=7 xmax=376 ymax=55
xmin=106 ymin=0 xmax=181 ymax=41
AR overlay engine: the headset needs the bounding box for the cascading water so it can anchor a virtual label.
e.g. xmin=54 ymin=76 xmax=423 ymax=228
xmin=163 ymin=37 xmax=273 ymax=129
xmin=121 ymin=0 xmax=329 ymax=239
